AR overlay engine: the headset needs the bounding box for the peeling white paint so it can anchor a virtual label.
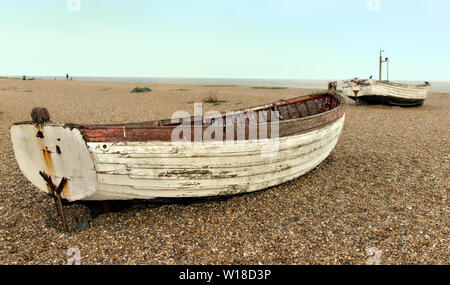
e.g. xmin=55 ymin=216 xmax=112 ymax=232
xmin=10 ymin=116 xmax=345 ymax=201
xmin=343 ymin=79 xmax=430 ymax=100
xmin=10 ymin=124 xmax=97 ymax=201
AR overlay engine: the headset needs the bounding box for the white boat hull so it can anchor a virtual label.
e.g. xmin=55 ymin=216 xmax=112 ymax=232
xmin=10 ymin=116 xmax=345 ymax=202
xmin=342 ymin=79 xmax=430 ymax=106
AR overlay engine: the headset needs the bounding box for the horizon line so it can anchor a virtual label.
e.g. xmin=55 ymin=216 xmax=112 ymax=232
xmin=1 ymin=75 xmax=447 ymax=83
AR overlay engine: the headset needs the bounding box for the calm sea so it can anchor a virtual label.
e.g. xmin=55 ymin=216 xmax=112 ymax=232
xmin=36 ymin=76 xmax=450 ymax=93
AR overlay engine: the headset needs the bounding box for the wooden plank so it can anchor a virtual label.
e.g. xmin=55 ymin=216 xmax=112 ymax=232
xmin=10 ymin=92 xmax=346 ymax=202
xmin=86 ymin=116 xmax=345 ymax=200
xmin=88 ymin=138 xmax=339 ymax=200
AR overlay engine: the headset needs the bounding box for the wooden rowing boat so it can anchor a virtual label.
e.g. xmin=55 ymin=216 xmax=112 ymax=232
xmin=10 ymin=90 xmax=346 ymax=203
xmin=342 ymin=78 xmax=431 ymax=107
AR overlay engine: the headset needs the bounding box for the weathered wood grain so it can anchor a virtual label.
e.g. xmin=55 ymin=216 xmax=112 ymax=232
xmin=10 ymin=92 xmax=346 ymax=201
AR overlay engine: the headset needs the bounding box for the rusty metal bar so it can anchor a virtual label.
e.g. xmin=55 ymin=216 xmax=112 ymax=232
xmin=39 ymin=171 xmax=68 ymax=231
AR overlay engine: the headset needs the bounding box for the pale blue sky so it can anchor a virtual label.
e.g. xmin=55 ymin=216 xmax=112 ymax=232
xmin=1 ymin=0 xmax=449 ymax=80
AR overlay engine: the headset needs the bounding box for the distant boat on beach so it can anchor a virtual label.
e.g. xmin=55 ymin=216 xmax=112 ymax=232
xmin=342 ymin=49 xmax=431 ymax=107
xmin=342 ymin=79 xmax=431 ymax=107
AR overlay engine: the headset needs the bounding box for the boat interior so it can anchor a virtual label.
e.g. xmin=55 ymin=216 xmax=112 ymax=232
xmin=76 ymin=92 xmax=342 ymax=129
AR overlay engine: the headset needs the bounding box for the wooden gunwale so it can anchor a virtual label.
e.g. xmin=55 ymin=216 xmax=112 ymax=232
xmin=377 ymin=81 xmax=430 ymax=89
xmin=11 ymin=92 xmax=346 ymax=142
xmin=80 ymin=92 xmax=345 ymax=142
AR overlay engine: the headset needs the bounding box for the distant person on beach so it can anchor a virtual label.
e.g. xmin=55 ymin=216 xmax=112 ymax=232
xmin=66 ymin=74 xmax=69 ymax=80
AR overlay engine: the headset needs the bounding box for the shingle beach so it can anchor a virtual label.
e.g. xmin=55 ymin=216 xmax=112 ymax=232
xmin=0 ymin=78 xmax=448 ymax=264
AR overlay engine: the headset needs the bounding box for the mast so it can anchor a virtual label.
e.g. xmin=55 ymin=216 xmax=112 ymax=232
xmin=379 ymin=49 xmax=384 ymax=81
xmin=386 ymin=57 xmax=389 ymax=81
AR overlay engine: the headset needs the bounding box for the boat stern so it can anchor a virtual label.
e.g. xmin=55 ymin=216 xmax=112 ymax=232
xmin=10 ymin=123 xmax=97 ymax=202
